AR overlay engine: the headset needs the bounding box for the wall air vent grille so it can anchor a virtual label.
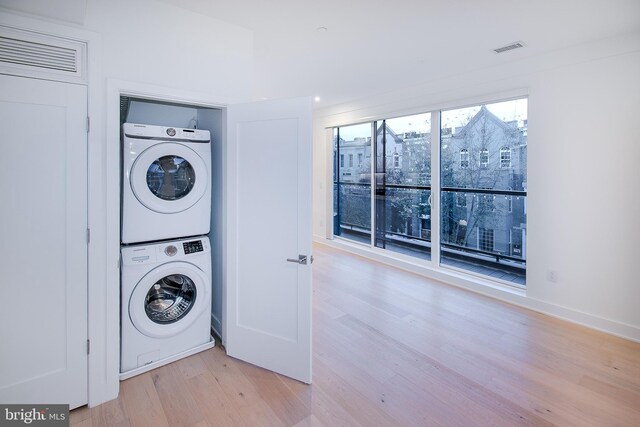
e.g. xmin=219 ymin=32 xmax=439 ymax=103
xmin=493 ymin=41 xmax=526 ymax=54
xmin=0 ymin=36 xmax=77 ymax=72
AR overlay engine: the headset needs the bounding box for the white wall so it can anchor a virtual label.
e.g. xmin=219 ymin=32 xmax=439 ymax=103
xmin=84 ymin=0 xmax=253 ymax=103
xmin=312 ymin=33 xmax=640 ymax=341
xmin=1 ymin=0 xmax=254 ymax=407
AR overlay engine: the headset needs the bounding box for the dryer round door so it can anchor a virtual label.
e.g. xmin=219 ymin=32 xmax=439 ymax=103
xmin=129 ymin=261 xmax=210 ymax=338
xmin=130 ymin=142 xmax=208 ymax=214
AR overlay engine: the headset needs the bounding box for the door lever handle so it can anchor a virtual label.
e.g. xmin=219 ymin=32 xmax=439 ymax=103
xmin=286 ymin=255 xmax=308 ymax=265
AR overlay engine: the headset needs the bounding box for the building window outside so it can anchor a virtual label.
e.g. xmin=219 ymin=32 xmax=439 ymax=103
xmin=340 ymin=154 xmax=344 ymax=168
xmin=349 ymin=154 xmax=354 ymax=167
xmin=479 ymin=228 xmax=494 ymax=252
xmin=500 ymin=147 xmax=511 ymax=168
xmin=480 ymin=148 xmax=489 ymax=168
xmin=460 ymin=149 xmax=469 ymax=168
xmin=479 ymin=194 xmax=495 ymax=212
xmin=393 ymin=152 xmax=400 ymax=168
xmin=358 ymin=153 xmax=363 ymax=166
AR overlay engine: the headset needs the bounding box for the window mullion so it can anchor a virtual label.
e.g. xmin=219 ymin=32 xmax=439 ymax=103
xmin=430 ymin=111 xmax=441 ymax=267
xmin=370 ymin=121 xmax=376 ymax=248
xmin=334 ymin=128 xmax=340 ymax=237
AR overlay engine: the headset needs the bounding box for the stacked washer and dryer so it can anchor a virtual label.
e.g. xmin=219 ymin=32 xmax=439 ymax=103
xmin=120 ymin=122 xmax=215 ymax=380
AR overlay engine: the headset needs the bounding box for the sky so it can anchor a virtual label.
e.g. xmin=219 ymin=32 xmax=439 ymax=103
xmin=337 ymin=98 xmax=527 ymax=141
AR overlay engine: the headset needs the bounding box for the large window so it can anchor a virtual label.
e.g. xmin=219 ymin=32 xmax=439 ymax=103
xmin=440 ymin=98 xmax=527 ymax=285
xmin=333 ymin=123 xmax=372 ymax=243
xmin=331 ymin=97 xmax=527 ymax=286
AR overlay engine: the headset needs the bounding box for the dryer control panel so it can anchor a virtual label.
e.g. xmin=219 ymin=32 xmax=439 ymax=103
xmin=123 ymin=123 xmax=210 ymax=143
xmin=183 ymin=240 xmax=204 ymax=254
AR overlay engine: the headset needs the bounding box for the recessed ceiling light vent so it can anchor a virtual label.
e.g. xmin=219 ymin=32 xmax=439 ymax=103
xmin=493 ymin=41 xmax=526 ymax=54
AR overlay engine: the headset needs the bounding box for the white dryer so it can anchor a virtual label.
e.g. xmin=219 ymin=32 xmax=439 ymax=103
xmin=122 ymin=122 xmax=211 ymax=244
xmin=120 ymin=237 xmax=214 ymax=379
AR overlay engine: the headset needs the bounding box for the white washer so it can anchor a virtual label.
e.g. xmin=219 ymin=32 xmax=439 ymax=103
xmin=121 ymin=237 xmax=214 ymax=379
xmin=122 ymin=122 xmax=211 ymax=244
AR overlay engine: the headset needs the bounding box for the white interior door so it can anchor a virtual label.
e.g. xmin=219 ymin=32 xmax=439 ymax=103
xmin=225 ymin=97 xmax=312 ymax=383
xmin=0 ymin=74 xmax=88 ymax=408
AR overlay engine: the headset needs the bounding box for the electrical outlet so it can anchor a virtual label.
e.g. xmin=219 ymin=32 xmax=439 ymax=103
xmin=547 ymin=270 xmax=558 ymax=283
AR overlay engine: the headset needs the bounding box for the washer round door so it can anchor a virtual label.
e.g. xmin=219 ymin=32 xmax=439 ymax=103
xmin=129 ymin=261 xmax=210 ymax=338
xmin=130 ymin=142 xmax=208 ymax=214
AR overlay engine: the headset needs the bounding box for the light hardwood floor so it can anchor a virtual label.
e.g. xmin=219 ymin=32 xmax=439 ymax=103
xmin=72 ymin=243 xmax=640 ymax=426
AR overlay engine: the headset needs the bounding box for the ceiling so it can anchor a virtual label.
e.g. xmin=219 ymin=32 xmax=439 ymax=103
xmin=2 ymin=0 xmax=638 ymax=108
xmin=158 ymin=0 xmax=639 ymax=108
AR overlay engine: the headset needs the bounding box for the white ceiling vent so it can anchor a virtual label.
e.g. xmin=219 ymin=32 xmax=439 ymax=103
xmin=0 ymin=26 xmax=86 ymax=84
xmin=0 ymin=36 xmax=77 ymax=72
xmin=493 ymin=41 xmax=526 ymax=54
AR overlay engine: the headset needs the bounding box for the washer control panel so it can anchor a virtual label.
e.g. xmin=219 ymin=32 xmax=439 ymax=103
xmin=122 ymin=237 xmax=210 ymax=266
xmin=183 ymin=240 xmax=204 ymax=254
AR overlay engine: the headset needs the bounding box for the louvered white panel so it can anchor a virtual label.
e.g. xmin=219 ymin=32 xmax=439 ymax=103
xmin=0 ymin=36 xmax=77 ymax=72
xmin=0 ymin=26 xmax=85 ymax=84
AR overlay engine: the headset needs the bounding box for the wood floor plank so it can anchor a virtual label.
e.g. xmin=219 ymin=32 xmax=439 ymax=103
xmin=199 ymin=346 xmax=285 ymax=426
xmin=90 ymin=397 xmax=130 ymax=427
xmin=72 ymin=419 xmax=93 ymax=427
xmin=119 ymin=372 xmax=169 ymax=427
xmin=184 ymin=370 xmax=244 ymax=427
xmin=338 ymin=313 xmax=552 ymax=426
xmin=236 ymin=360 xmax=311 ymax=426
xmin=306 ymin=385 xmax=361 ymax=427
xmin=74 ymin=243 xmax=640 ymax=426
xmin=174 ymin=351 xmax=211 ymax=380
xmin=311 ymin=357 xmax=399 ymax=427
xmin=151 ymin=362 xmax=205 ymax=427
xmin=291 ymin=414 xmax=325 ymax=427
xmin=70 ymin=405 xmax=92 ymax=426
